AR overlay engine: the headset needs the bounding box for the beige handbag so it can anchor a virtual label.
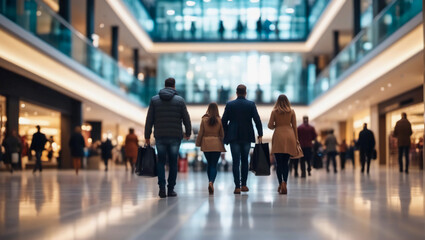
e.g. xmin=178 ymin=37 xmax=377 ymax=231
xmin=291 ymin=141 xmax=304 ymax=159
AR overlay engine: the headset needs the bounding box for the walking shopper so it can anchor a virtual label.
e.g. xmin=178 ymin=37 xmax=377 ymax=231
xmin=145 ymin=78 xmax=192 ymax=198
xmin=101 ymin=138 xmax=113 ymax=171
xmin=357 ymin=123 xmax=375 ymax=174
xmin=124 ymin=128 xmax=139 ymax=173
xmin=268 ymin=94 xmax=299 ymax=195
xmin=222 ymin=84 xmax=263 ymax=194
xmin=339 ymin=139 xmax=348 ymax=170
xmin=69 ymin=126 xmax=85 ymax=175
xmin=2 ymin=130 xmax=21 ymax=173
xmin=325 ymin=129 xmax=338 ymax=173
xmin=394 ymin=112 xmax=413 ymax=174
xmin=30 ymin=125 xmax=47 ymax=173
xmin=195 ymin=103 xmax=226 ymax=195
xmin=297 ymin=116 xmax=317 ymax=177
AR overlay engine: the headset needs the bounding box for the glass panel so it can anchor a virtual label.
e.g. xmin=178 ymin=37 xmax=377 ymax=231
xmin=157 ymin=52 xmax=305 ymax=104
xmin=123 ymin=0 xmax=330 ymax=42
xmin=311 ymin=0 xmax=422 ymax=102
xmin=0 ymin=0 xmax=147 ymax=106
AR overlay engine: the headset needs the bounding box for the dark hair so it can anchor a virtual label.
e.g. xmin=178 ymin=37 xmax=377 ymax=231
xmin=205 ymin=103 xmax=220 ymax=126
xmin=401 ymin=112 xmax=407 ymax=118
xmin=165 ymin=78 xmax=175 ymax=88
xmin=36 ymin=125 xmax=41 ymax=131
xmin=129 ymin=128 xmax=134 ymax=134
xmin=236 ymin=84 xmax=247 ymax=96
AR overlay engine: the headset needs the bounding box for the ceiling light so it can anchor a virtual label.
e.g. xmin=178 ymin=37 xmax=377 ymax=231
xmin=21 ymin=103 xmax=25 ymax=108
xmin=355 ymin=100 xmax=360 ymax=104
xmin=86 ymin=107 xmax=91 ymax=112
xmin=127 ymin=67 xmax=134 ymax=75
xmin=119 ymin=45 xmax=124 ymax=52
xmin=34 ymin=111 xmax=38 ymax=116
xmin=380 ymin=87 xmax=385 ymax=91
xmin=250 ymin=0 xmax=260 ymax=2
xmin=36 ymin=10 xmax=42 ymax=17
xmin=186 ymin=1 xmax=195 ymax=6
xmin=283 ymin=56 xmax=293 ymax=63
xmin=166 ymin=10 xmax=175 ymax=16
xmin=387 ymin=83 xmax=392 ymax=87
xmin=99 ymin=23 xmax=104 ymax=28
xmin=200 ymin=56 xmax=207 ymax=62
xmin=285 ymin=8 xmax=295 ymax=14
xmin=203 ymin=0 xmax=210 ymax=2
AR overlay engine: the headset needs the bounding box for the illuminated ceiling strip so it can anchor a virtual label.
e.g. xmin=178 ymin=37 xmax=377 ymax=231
xmin=308 ymin=25 xmax=424 ymax=120
xmin=105 ymin=0 xmax=346 ymax=53
xmin=0 ymin=28 xmax=147 ymax=125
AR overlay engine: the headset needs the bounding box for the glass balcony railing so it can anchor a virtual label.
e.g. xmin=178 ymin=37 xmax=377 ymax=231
xmin=124 ymin=0 xmax=330 ymax=42
xmin=311 ymin=0 xmax=422 ymax=102
xmin=0 ymin=0 xmax=148 ymax=106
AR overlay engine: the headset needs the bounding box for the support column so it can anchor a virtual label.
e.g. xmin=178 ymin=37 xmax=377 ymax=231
xmin=86 ymin=0 xmax=95 ymax=41
xmin=133 ymin=48 xmax=139 ymax=77
xmin=87 ymin=121 xmax=101 ymax=142
xmin=60 ymin=100 xmax=82 ymax=169
xmin=5 ymin=95 xmax=19 ymax=134
xmin=333 ymin=30 xmax=340 ymax=58
xmin=353 ymin=0 xmax=361 ymax=37
xmin=373 ymin=0 xmax=386 ymax=17
xmin=71 ymin=100 xmax=82 ymax=129
xmin=111 ymin=26 xmax=119 ymax=61
xmin=58 ymin=0 xmax=71 ymax=56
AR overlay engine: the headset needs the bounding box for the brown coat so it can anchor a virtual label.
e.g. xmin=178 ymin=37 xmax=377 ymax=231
xmin=124 ymin=133 xmax=139 ymax=158
xmin=268 ymin=109 xmax=298 ymax=155
xmin=196 ymin=116 xmax=226 ymax=152
xmin=394 ymin=118 xmax=413 ymax=147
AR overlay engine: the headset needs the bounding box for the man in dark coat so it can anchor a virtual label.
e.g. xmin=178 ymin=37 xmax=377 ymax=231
xmin=145 ymin=78 xmax=192 ymax=198
xmin=222 ymin=84 xmax=263 ymax=194
xmin=357 ymin=123 xmax=375 ymax=174
xmin=100 ymin=138 xmax=113 ymax=172
xmin=30 ymin=125 xmax=47 ymax=173
xmin=394 ymin=112 xmax=413 ymax=173
xmin=297 ymin=116 xmax=317 ymax=177
xmin=69 ymin=126 xmax=85 ymax=175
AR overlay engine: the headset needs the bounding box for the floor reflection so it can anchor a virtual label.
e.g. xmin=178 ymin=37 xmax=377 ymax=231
xmin=0 ymin=168 xmax=424 ymax=240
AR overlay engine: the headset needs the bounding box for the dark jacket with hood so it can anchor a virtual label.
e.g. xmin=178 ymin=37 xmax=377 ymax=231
xmin=145 ymin=88 xmax=192 ymax=139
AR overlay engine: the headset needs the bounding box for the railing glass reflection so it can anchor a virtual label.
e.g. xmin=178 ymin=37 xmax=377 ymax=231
xmin=123 ymin=0 xmax=330 ymax=42
xmin=0 ymin=0 xmax=147 ymax=106
xmin=312 ymin=0 xmax=422 ymax=102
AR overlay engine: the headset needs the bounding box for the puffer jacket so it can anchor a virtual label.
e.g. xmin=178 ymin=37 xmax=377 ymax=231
xmin=144 ymin=88 xmax=192 ymax=139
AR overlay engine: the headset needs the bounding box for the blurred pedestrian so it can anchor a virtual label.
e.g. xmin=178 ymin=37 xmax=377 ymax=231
xmin=69 ymin=126 xmax=85 ymax=175
xmin=101 ymin=138 xmax=113 ymax=171
xmin=325 ymin=129 xmax=338 ymax=173
xmin=2 ymin=130 xmax=21 ymax=173
xmin=394 ymin=112 xmax=412 ymax=174
xmin=339 ymin=139 xmax=348 ymax=170
xmin=357 ymin=123 xmax=375 ymax=174
xmin=30 ymin=125 xmax=47 ymax=173
xmin=297 ymin=116 xmax=317 ymax=177
xmin=124 ymin=128 xmax=139 ymax=173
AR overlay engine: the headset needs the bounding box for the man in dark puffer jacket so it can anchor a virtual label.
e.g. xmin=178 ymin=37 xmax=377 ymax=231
xmin=145 ymin=78 xmax=192 ymax=198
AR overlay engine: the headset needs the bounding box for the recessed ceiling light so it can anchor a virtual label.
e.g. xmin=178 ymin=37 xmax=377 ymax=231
xmin=186 ymin=1 xmax=195 ymax=6
xmin=203 ymin=0 xmax=210 ymax=2
xmin=21 ymin=103 xmax=25 ymax=108
xmin=355 ymin=100 xmax=360 ymax=104
xmin=86 ymin=107 xmax=91 ymax=112
xmin=250 ymin=0 xmax=259 ymax=2
xmin=119 ymin=45 xmax=124 ymax=52
xmin=99 ymin=23 xmax=104 ymax=28
xmin=166 ymin=10 xmax=175 ymax=16
xmin=387 ymin=83 xmax=392 ymax=87
xmin=380 ymin=87 xmax=385 ymax=91
xmin=285 ymin=8 xmax=294 ymax=14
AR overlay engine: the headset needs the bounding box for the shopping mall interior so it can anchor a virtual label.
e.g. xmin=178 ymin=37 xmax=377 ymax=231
xmin=0 ymin=0 xmax=424 ymax=239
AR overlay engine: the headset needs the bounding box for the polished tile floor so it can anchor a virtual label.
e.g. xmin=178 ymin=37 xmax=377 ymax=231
xmin=0 ymin=167 xmax=424 ymax=240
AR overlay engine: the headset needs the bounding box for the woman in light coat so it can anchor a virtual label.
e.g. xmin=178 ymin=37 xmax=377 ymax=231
xmin=196 ymin=103 xmax=226 ymax=195
xmin=268 ymin=94 xmax=300 ymax=195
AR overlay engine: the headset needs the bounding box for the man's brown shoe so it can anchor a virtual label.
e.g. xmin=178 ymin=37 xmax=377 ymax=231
xmin=241 ymin=186 xmax=249 ymax=192
xmin=279 ymin=182 xmax=287 ymax=195
xmin=234 ymin=188 xmax=241 ymax=194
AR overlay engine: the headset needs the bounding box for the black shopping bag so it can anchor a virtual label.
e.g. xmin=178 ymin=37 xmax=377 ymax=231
xmin=135 ymin=146 xmax=158 ymax=177
xmin=249 ymin=143 xmax=271 ymax=176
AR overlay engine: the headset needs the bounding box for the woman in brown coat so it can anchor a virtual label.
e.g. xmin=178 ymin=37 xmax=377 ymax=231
xmin=268 ymin=94 xmax=300 ymax=195
xmin=124 ymin=128 xmax=139 ymax=172
xmin=196 ymin=103 xmax=226 ymax=194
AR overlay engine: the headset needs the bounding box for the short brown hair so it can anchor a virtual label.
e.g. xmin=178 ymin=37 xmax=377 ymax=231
xmin=165 ymin=78 xmax=175 ymax=88
xmin=236 ymin=84 xmax=247 ymax=95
